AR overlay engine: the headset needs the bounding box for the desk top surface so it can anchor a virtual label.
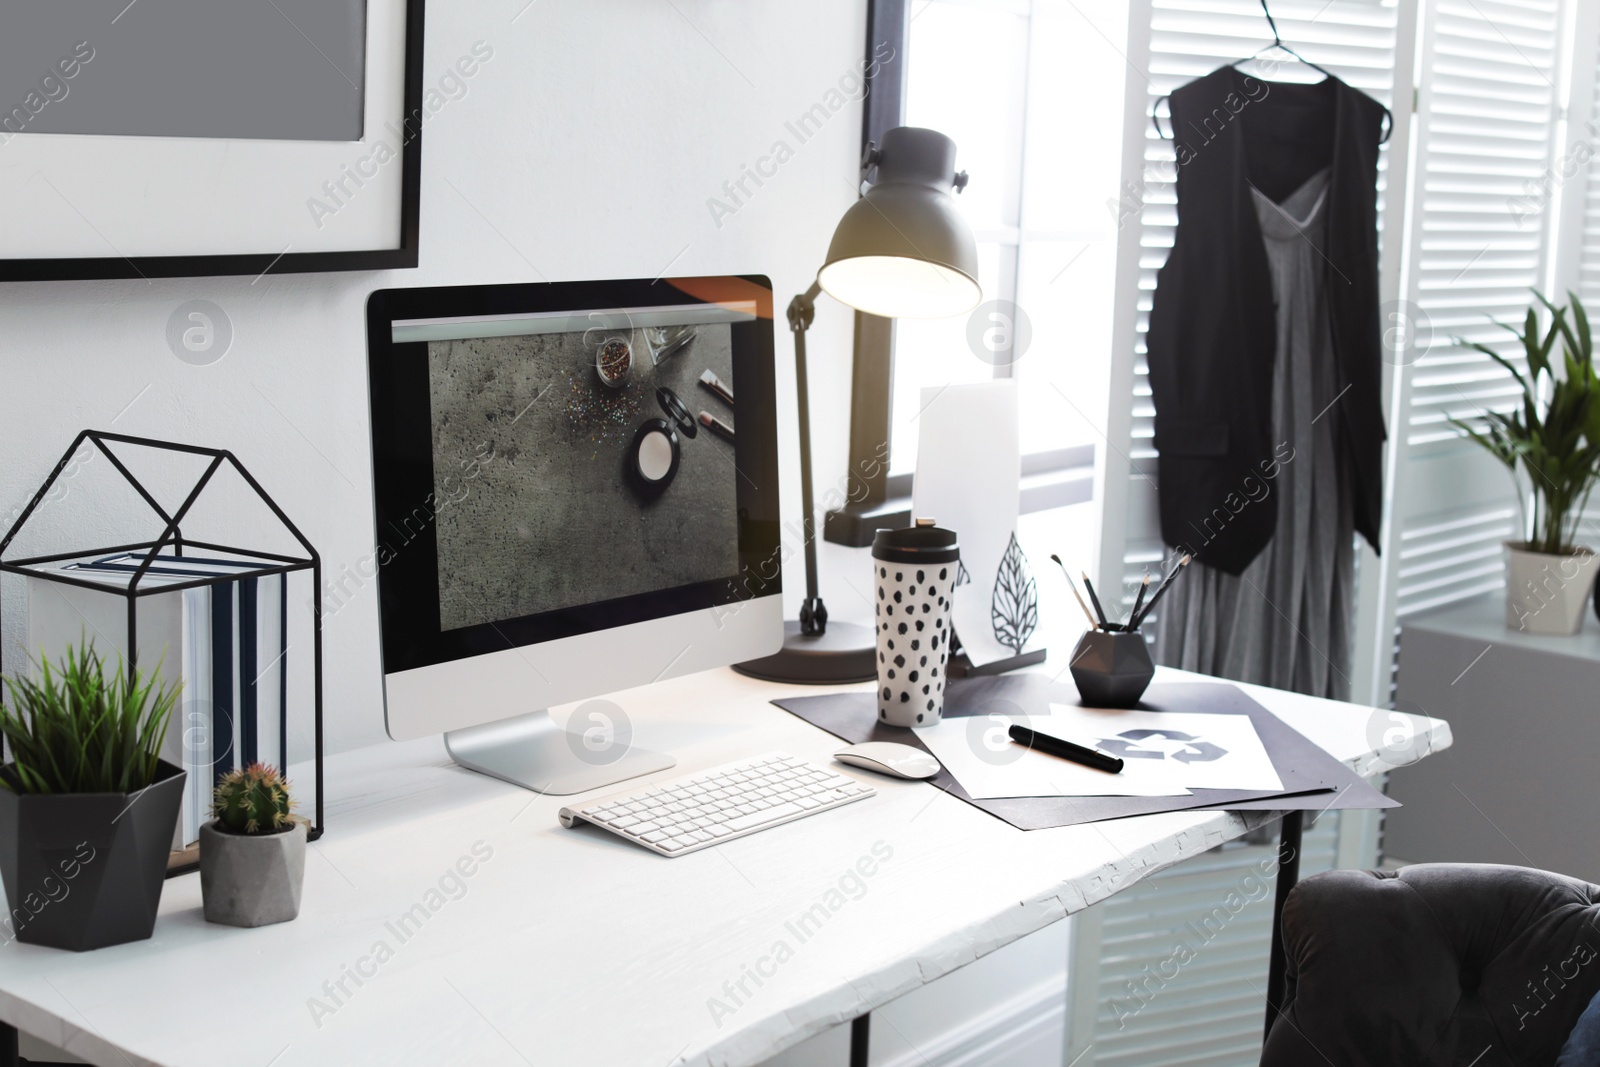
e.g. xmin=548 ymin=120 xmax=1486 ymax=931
xmin=0 ymin=665 xmax=1450 ymax=1067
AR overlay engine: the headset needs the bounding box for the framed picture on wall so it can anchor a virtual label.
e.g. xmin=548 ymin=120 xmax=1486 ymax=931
xmin=0 ymin=0 xmax=424 ymax=281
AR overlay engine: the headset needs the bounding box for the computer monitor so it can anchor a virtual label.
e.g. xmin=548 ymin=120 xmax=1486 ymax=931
xmin=365 ymin=277 xmax=783 ymax=794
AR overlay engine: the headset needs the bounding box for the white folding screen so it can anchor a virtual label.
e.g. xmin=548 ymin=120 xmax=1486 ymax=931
xmin=1074 ymin=7 xmax=1406 ymax=1063
xmin=1065 ymin=815 xmax=1349 ymax=1067
xmin=1072 ymin=4 xmax=1587 ymax=1063
xmin=1097 ymin=0 xmax=1410 ymax=686
xmin=1098 ymin=0 xmax=1590 ymax=706
xmin=1362 ymin=0 xmax=1571 ymax=704
xmin=1556 ymin=0 xmax=1600 ymax=545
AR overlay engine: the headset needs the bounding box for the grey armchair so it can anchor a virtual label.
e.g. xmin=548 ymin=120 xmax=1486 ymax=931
xmin=1260 ymin=864 xmax=1600 ymax=1066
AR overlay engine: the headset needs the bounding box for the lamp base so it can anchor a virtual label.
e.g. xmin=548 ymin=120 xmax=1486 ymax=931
xmin=733 ymin=620 xmax=877 ymax=685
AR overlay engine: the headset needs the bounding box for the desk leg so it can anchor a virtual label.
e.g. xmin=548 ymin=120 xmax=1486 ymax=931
xmin=850 ymin=1013 xmax=869 ymax=1067
xmin=1263 ymin=810 xmax=1304 ymax=1043
xmin=2 ymin=1021 xmax=16 ymax=1067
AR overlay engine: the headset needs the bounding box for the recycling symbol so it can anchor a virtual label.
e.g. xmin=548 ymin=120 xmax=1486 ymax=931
xmin=1095 ymin=729 xmax=1227 ymax=764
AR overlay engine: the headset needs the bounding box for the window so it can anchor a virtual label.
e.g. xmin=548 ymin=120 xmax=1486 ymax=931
xmin=824 ymin=0 xmax=1130 ymax=550
xmin=890 ymin=0 xmax=1132 ymax=475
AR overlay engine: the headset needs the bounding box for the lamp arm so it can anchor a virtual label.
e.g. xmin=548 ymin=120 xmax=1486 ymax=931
xmin=790 ymin=280 xmax=828 ymax=635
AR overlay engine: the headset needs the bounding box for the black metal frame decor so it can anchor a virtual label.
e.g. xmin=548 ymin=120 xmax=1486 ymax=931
xmin=0 ymin=431 xmax=324 ymax=844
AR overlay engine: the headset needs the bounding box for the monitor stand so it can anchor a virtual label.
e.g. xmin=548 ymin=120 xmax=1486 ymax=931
xmin=443 ymin=709 xmax=675 ymax=796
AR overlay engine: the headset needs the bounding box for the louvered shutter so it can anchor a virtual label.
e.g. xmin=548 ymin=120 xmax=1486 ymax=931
xmin=1375 ymin=0 xmax=1566 ymax=672
xmin=1065 ymin=813 xmax=1346 ymax=1067
xmin=1558 ymin=0 xmax=1600 ymax=548
xmin=1071 ymin=3 xmax=1401 ymax=1063
xmin=1097 ymin=0 xmax=1407 ymax=628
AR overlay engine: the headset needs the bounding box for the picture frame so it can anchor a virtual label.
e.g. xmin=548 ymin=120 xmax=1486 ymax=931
xmin=0 ymin=0 xmax=424 ymax=281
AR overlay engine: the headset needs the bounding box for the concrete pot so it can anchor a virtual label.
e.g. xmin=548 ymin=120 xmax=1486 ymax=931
xmin=1505 ymin=542 xmax=1598 ymax=635
xmin=199 ymin=818 xmax=306 ymax=928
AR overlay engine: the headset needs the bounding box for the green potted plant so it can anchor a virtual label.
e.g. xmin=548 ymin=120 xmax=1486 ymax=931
xmin=0 ymin=643 xmax=184 ymax=951
xmin=1450 ymin=291 xmax=1600 ymax=634
xmin=199 ymin=763 xmax=305 ymax=928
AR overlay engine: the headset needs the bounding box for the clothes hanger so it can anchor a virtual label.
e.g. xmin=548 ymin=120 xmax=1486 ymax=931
xmin=1151 ymin=0 xmax=1393 ymax=145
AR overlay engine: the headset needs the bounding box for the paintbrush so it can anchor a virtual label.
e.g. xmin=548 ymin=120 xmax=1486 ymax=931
xmin=1129 ymin=571 xmax=1151 ymax=627
xmin=1050 ymin=553 xmax=1101 ymax=630
xmin=1130 ymin=554 xmax=1191 ymax=629
xmin=1081 ymin=571 xmax=1110 ymax=627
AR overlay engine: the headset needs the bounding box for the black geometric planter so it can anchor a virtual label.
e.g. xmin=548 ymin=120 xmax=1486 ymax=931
xmin=0 ymin=759 xmax=185 ymax=951
xmin=1069 ymin=630 xmax=1156 ymax=708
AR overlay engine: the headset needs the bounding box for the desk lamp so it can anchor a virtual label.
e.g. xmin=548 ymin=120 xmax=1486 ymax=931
xmin=735 ymin=126 xmax=980 ymax=685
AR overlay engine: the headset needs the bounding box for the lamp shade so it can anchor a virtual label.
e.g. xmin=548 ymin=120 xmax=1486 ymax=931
xmin=817 ymin=127 xmax=981 ymax=319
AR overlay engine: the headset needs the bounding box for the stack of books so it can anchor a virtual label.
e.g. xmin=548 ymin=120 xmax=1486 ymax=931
xmin=26 ymin=552 xmax=290 ymax=851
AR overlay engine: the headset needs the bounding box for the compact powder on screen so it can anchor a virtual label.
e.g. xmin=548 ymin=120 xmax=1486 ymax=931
xmin=629 ymin=418 xmax=680 ymax=493
xmin=638 ymin=430 xmax=673 ymax=480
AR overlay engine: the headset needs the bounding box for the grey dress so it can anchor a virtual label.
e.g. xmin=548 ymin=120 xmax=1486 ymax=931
xmin=1155 ymin=168 xmax=1354 ymax=700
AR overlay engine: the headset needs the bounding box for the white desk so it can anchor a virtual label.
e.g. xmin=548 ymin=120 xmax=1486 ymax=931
xmin=0 ymin=665 xmax=1450 ymax=1067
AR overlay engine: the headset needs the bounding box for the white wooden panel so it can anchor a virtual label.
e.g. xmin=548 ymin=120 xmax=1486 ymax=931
xmin=1066 ymin=814 xmax=1352 ymax=1067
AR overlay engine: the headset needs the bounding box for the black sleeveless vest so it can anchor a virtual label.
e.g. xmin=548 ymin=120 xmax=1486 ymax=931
xmin=1146 ymin=66 xmax=1386 ymax=574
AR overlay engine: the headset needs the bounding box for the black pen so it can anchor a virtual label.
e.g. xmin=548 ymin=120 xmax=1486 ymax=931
xmin=1008 ymin=724 xmax=1124 ymax=774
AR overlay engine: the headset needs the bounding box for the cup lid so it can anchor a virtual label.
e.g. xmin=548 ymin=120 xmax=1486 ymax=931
xmin=873 ymin=517 xmax=958 ymax=563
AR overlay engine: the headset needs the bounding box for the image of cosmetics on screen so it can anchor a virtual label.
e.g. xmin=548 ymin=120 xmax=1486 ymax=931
xmin=645 ymin=324 xmax=697 ymax=366
xmin=596 ymin=336 xmax=632 ymax=389
xmin=628 ymin=387 xmax=704 ymax=496
xmin=698 ymin=411 xmax=735 ymax=443
xmin=398 ymin=291 xmax=751 ymax=633
xmin=656 ymin=386 xmax=698 ymax=438
xmin=699 ymin=369 xmax=735 ymax=408
xmin=629 ymin=418 xmax=681 ymax=494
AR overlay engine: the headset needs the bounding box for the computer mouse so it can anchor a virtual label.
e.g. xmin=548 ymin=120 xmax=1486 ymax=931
xmin=835 ymin=742 xmax=941 ymax=780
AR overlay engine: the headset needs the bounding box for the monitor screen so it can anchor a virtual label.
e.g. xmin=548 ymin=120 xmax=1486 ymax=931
xmin=366 ymin=277 xmax=781 ymax=675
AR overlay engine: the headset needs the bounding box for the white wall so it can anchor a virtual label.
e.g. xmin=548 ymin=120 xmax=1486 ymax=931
xmin=0 ymin=0 xmax=868 ymax=758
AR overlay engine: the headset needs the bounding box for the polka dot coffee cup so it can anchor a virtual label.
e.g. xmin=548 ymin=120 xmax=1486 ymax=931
xmin=872 ymin=518 xmax=959 ymax=728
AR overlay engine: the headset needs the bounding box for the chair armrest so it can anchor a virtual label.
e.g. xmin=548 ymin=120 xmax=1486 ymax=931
xmin=1261 ymin=864 xmax=1600 ymax=1067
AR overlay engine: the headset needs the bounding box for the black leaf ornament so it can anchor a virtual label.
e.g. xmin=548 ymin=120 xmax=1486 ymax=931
xmin=990 ymin=532 xmax=1039 ymax=654
xmin=955 ymin=559 xmax=972 ymax=588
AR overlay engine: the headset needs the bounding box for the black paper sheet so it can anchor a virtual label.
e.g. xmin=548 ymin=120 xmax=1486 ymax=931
xmin=772 ymin=675 xmax=1394 ymax=831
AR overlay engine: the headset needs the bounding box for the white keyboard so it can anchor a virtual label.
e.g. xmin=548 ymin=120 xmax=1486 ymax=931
xmin=558 ymin=752 xmax=876 ymax=856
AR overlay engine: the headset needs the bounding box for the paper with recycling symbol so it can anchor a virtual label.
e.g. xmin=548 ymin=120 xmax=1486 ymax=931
xmin=1048 ymin=705 xmax=1284 ymax=793
xmin=913 ymin=702 xmax=1283 ymax=800
xmin=914 ymin=708 xmax=1194 ymax=799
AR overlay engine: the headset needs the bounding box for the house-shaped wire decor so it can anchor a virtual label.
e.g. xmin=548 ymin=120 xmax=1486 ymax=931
xmin=0 ymin=430 xmax=324 ymax=850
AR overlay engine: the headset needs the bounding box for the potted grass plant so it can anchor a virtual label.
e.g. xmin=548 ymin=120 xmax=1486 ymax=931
xmin=1450 ymin=291 xmax=1600 ymax=634
xmin=0 ymin=642 xmax=184 ymax=951
xmin=199 ymin=763 xmax=305 ymax=928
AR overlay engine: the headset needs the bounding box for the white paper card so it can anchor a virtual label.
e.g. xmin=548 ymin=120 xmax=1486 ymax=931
xmin=1047 ymin=705 xmax=1285 ymax=792
xmin=914 ymin=709 xmax=1193 ymax=799
xmin=912 ymin=381 xmax=1032 ymax=667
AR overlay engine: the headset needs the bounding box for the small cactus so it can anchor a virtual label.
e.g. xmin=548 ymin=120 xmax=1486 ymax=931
xmin=211 ymin=763 xmax=296 ymax=835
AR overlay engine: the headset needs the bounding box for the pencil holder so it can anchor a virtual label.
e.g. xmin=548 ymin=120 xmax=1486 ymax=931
xmin=1069 ymin=629 xmax=1154 ymax=708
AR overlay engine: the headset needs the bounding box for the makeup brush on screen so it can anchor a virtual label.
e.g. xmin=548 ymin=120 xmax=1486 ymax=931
xmin=1050 ymin=553 xmax=1101 ymax=630
xmin=698 ymin=411 xmax=736 ymax=442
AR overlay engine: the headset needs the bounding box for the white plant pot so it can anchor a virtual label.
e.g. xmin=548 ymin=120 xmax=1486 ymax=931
xmin=199 ymin=818 xmax=306 ymax=928
xmin=1504 ymin=542 xmax=1598 ymax=635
